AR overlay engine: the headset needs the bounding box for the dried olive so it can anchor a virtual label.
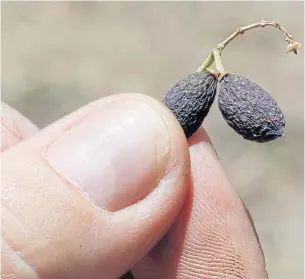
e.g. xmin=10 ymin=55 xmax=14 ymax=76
xmin=218 ymin=73 xmax=285 ymax=142
xmin=163 ymin=71 xmax=217 ymax=138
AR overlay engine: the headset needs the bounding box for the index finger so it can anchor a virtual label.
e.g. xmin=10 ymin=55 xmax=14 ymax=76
xmin=132 ymin=128 xmax=267 ymax=279
xmin=1 ymin=102 xmax=39 ymax=151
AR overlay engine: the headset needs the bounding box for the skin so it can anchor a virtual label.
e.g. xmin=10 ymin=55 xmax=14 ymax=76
xmin=1 ymin=94 xmax=268 ymax=279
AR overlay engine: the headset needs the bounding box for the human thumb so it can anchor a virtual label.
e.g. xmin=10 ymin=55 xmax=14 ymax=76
xmin=1 ymin=93 xmax=190 ymax=279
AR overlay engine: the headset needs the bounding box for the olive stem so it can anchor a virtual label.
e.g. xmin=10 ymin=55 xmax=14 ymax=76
xmin=212 ymin=49 xmax=225 ymax=74
xmin=197 ymin=52 xmax=214 ymax=72
xmin=197 ymin=19 xmax=302 ymax=72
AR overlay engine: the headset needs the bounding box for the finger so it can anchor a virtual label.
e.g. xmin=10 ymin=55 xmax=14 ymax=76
xmin=1 ymin=93 xmax=190 ymax=279
xmin=1 ymin=102 xmax=39 ymax=151
xmin=132 ymin=128 xmax=268 ymax=279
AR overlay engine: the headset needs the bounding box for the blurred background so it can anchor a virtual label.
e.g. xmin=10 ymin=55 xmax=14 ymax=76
xmin=1 ymin=2 xmax=304 ymax=278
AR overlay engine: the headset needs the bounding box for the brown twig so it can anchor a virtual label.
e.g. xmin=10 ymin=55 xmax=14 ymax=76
xmin=217 ymin=20 xmax=301 ymax=54
xmin=197 ymin=19 xmax=302 ymax=73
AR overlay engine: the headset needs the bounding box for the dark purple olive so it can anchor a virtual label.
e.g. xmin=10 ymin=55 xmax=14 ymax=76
xmin=163 ymin=71 xmax=218 ymax=138
xmin=218 ymin=73 xmax=285 ymax=142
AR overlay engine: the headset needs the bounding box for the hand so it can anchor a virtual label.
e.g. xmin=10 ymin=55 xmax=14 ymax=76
xmin=1 ymin=93 xmax=267 ymax=279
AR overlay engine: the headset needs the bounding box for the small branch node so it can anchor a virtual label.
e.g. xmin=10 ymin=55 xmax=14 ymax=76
xmin=217 ymin=43 xmax=224 ymax=49
xmin=237 ymin=27 xmax=245 ymax=35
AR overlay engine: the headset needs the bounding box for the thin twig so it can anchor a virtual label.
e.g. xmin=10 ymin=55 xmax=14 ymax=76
xmin=196 ymin=52 xmax=214 ymax=72
xmin=197 ymin=19 xmax=301 ymax=73
xmin=217 ymin=20 xmax=301 ymax=54
xmin=213 ymin=49 xmax=225 ymax=74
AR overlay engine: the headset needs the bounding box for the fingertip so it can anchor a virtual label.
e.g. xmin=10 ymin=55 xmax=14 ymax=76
xmin=1 ymin=102 xmax=39 ymax=151
xmin=1 ymin=102 xmax=39 ymax=137
xmin=188 ymin=127 xmax=212 ymax=145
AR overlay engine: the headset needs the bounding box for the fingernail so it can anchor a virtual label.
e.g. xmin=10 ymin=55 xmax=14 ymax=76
xmin=45 ymin=99 xmax=170 ymax=211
